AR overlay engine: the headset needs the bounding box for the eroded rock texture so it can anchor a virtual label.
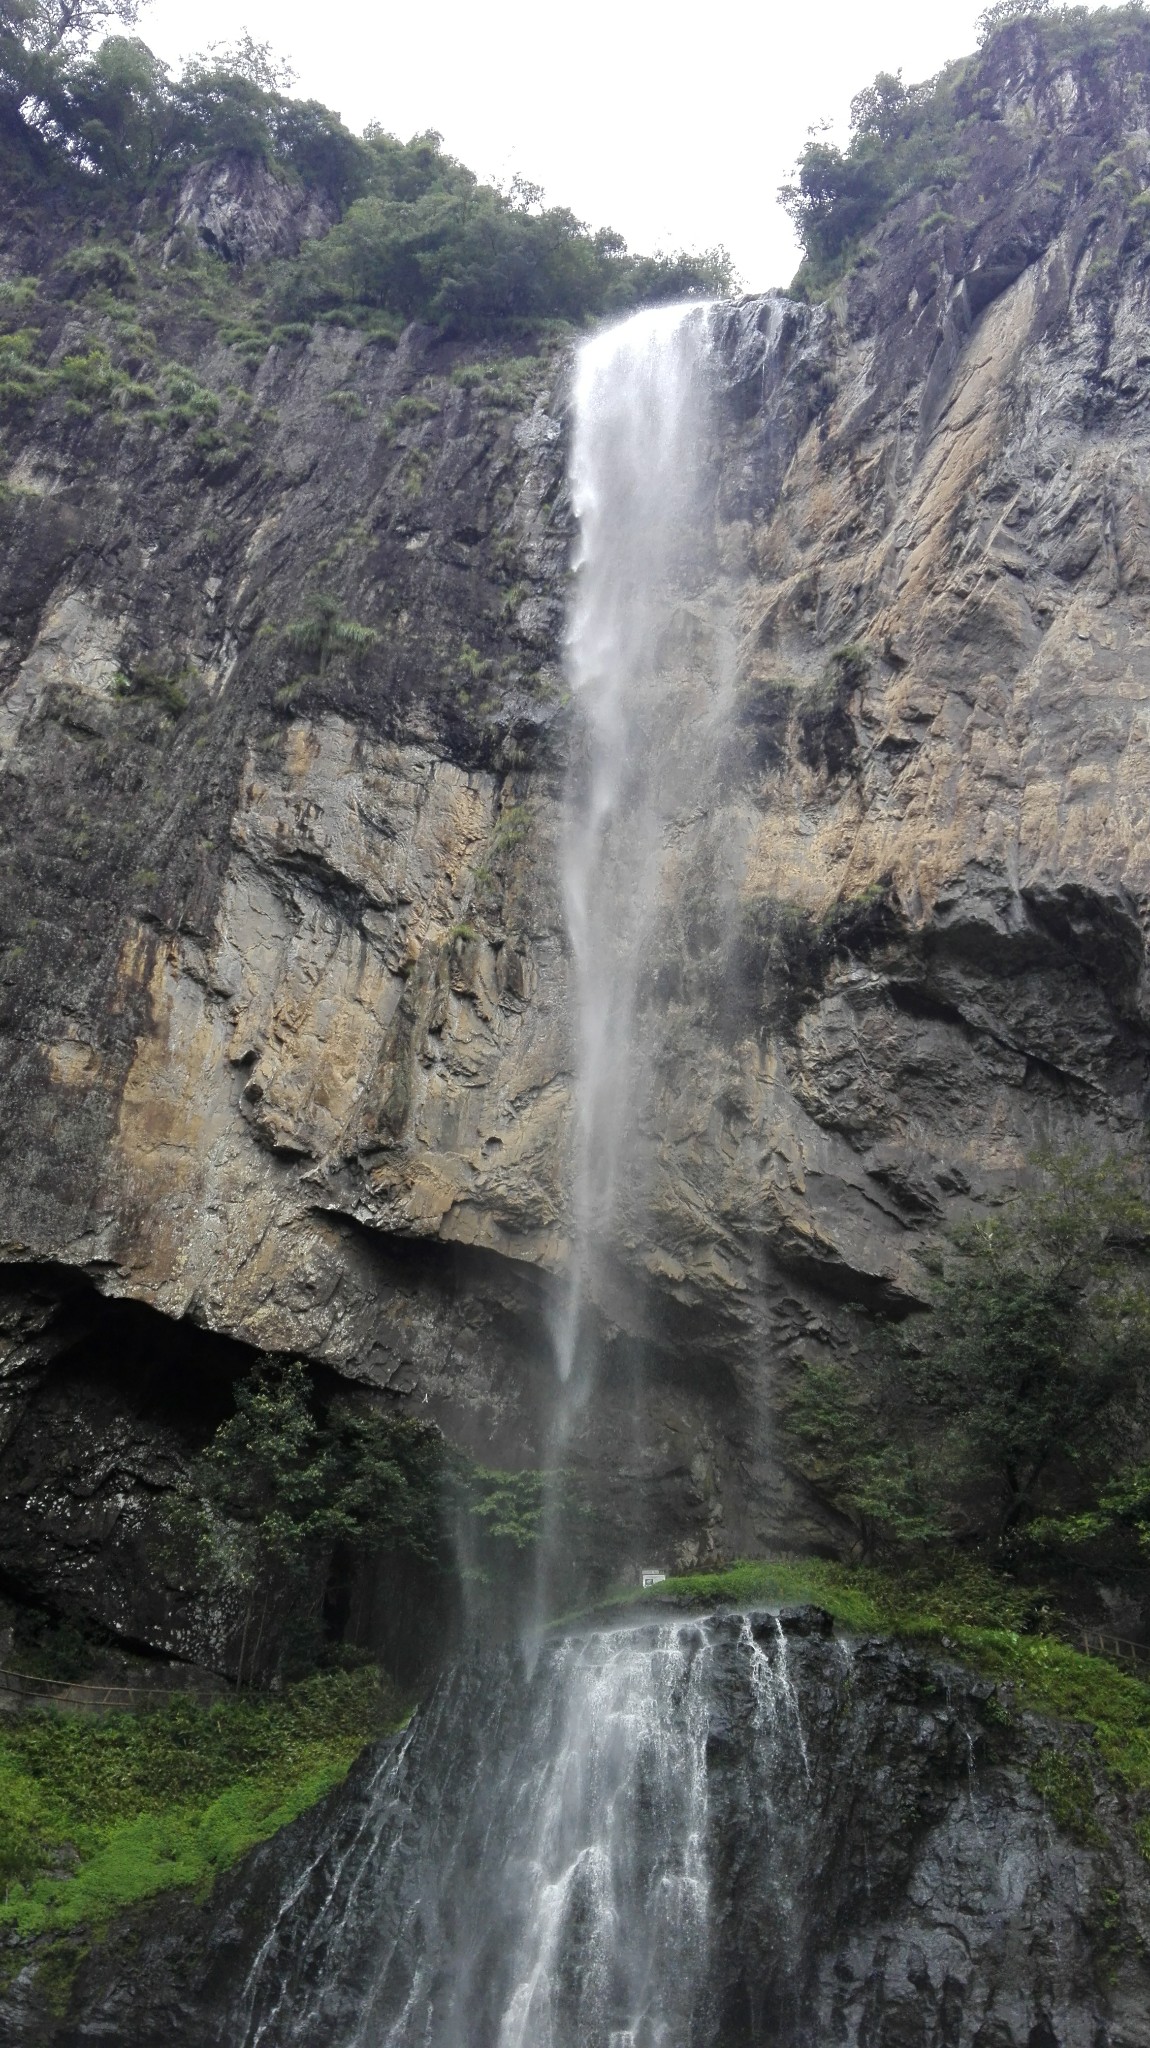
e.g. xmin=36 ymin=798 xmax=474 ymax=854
xmin=6 ymin=24 xmax=1150 ymax=1635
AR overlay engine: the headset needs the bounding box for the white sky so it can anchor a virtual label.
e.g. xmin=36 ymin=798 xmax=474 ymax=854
xmin=139 ymin=0 xmax=997 ymax=291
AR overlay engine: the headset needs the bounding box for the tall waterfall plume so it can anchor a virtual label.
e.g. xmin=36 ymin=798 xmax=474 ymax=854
xmin=553 ymin=301 xmax=725 ymax=1406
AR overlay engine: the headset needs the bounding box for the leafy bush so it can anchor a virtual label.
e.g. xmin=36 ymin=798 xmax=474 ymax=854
xmin=275 ymin=135 xmax=734 ymax=334
xmin=281 ymin=594 xmax=379 ymax=679
xmin=55 ymin=241 xmax=138 ymax=296
xmin=113 ymin=662 xmax=188 ymax=714
xmin=185 ymin=1359 xmax=447 ymax=1683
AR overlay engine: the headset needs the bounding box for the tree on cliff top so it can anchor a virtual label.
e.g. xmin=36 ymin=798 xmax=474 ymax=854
xmin=0 ymin=0 xmax=733 ymax=331
xmin=782 ymin=4 xmax=1150 ymax=296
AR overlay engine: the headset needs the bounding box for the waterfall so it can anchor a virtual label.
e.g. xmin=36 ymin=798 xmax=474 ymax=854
xmin=236 ymin=310 xmax=784 ymax=2048
xmin=552 ymin=300 xmax=721 ymax=1399
xmin=236 ymin=1611 xmax=827 ymax=2048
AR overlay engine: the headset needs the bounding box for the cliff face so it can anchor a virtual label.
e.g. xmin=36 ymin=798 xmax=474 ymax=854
xmin=6 ymin=24 xmax=1150 ymax=1649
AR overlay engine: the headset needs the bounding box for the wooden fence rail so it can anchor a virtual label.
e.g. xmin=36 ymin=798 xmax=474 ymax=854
xmin=1076 ymin=1629 xmax=1150 ymax=1676
xmin=0 ymin=1665 xmax=230 ymax=1711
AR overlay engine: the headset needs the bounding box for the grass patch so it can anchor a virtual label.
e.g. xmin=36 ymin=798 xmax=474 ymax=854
xmin=598 ymin=1555 xmax=1150 ymax=1797
xmin=0 ymin=1666 xmax=400 ymax=1939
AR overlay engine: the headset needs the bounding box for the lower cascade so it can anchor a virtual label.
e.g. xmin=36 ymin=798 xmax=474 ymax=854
xmin=240 ymin=1615 xmax=805 ymax=2046
xmin=121 ymin=1609 xmax=1131 ymax=2048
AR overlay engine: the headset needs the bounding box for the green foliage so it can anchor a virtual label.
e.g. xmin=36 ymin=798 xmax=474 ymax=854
xmin=905 ymin=1153 xmax=1150 ymax=1535
xmin=782 ymin=1153 xmax=1150 ymax=1556
xmin=0 ymin=8 xmax=734 ymax=337
xmin=0 ymin=1667 xmax=394 ymax=1938
xmin=826 ymin=642 xmax=871 ymax=688
xmin=323 ymin=386 xmax=367 ymax=419
xmin=0 ymin=2 xmax=364 ymax=197
xmin=55 ymin=240 xmax=137 ymax=296
xmin=599 ymin=1552 xmax=1037 ymax=1633
xmin=783 ymin=1356 xmax=946 ymax=1558
xmin=280 ymin=139 xmax=735 ymax=333
xmin=159 ymin=362 xmax=218 ymax=428
xmin=977 ymin=0 xmax=1049 ymax=41
xmin=780 ymin=63 xmax=964 ymax=291
xmin=281 ymin=594 xmax=379 ymax=679
xmin=0 ymin=318 xmax=243 ymax=468
xmin=113 ymin=661 xmax=188 ymax=714
xmin=1030 ymin=1465 xmax=1150 ymax=1561
xmin=467 ymin=1468 xmax=547 ymax=1549
xmin=379 ymin=392 xmax=441 ymax=438
xmin=1029 ymin=1745 xmax=1106 ymax=1844
xmin=189 ymin=1358 xmax=447 ymax=1682
xmin=489 ymin=801 xmax=530 ymax=854
xmin=0 ymin=326 xmax=49 ymax=409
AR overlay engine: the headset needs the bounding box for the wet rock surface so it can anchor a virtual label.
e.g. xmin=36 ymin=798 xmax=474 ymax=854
xmin=7 ymin=1616 xmax=1146 ymax=2047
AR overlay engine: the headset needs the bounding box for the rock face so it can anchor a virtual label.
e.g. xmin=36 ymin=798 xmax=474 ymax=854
xmin=7 ymin=22 xmax=1150 ymax=1638
xmin=168 ymin=153 xmax=336 ymax=266
xmin=10 ymin=1612 xmax=1148 ymax=2046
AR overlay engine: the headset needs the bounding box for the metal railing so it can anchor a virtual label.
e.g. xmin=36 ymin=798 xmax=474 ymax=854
xmin=0 ymin=1665 xmax=228 ymax=1711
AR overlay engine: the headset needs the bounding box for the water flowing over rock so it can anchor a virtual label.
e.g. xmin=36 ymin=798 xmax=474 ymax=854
xmin=45 ymin=1614 xmax=1150 ymax=2045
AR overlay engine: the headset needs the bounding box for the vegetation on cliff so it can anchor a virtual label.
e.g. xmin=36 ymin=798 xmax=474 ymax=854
xmin=781 ymin=1153 xmax=1150 ymax=1579
xmin=0 ymin=1666 xmax=397 ymax=1966
xmin=0 ymin=0 xmax=731 ymax=334
xmin=783 ymin=1 xmax=1150 ymax=295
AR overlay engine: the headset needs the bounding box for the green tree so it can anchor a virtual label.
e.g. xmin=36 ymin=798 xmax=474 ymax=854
xmin=782 ymin=1355 xmax=946 ymax=1561
xmin=191 ymin=1360 xmax=447 ymax=1683
xmin=782 ymin=1154 xmax=1150 ymax=1559
xmin=905 ymin=1154 xmax=1150 ymax=1537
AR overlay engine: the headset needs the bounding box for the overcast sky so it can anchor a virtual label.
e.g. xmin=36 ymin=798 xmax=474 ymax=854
xmin=140 ymin=0 xmax=999 ymax=291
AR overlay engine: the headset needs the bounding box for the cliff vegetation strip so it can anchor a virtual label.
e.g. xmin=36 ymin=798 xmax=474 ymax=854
xmin=0 ymin=0 xmax=732 ymax=338
xmin=0 ymin=1665 xmax=400 ymax=1949
xmin=604 ymin=1556 xmax=1150 ymax=1817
